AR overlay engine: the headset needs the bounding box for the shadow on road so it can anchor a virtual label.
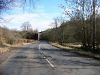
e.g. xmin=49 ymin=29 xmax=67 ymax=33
xmin=41 ymin=47 xmax=100 ymax=67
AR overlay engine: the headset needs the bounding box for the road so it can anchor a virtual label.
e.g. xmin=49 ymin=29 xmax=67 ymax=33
xmin=0 ymin=41 xmax=100 ymax=75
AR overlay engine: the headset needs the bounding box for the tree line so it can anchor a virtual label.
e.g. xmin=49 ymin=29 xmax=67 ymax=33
xmin=41 ymin=0 xmax=100 ymax=51
xmin=0 ymin=23 xmax=38 ymax=45
xmin=0 ymin=0 xmax=37 ymax=45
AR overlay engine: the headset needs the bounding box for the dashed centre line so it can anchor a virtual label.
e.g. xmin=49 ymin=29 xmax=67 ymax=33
xmin=38 ymin=44 xmax=55 ymax=68
xmin=45 ymin=58 xmax=55 ymax=68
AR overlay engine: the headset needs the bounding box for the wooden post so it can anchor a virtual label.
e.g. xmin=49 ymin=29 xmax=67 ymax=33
xmin=92 ymin=0 xmax=96 ymax=50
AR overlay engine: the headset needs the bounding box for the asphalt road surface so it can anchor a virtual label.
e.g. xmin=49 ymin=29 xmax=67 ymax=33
xmin=0 ymin=41 xmax=100 ymax=75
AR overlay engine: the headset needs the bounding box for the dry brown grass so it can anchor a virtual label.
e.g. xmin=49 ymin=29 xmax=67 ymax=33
xmin=0 ymin=39 xmax=36 ymax=54
xmin=51 ymin=42 xmax=100 ymax=59
xmin=51 ymin=43 xmax=73 ymax=49
xmin=0 ymin=47 xmax=9 ymax=54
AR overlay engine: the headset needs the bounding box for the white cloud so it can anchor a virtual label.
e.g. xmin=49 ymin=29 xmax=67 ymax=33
xmin=2 ymin=2 xmax=63 ymax=32
xmin=3 ymin=12 xmax=54 ymax=31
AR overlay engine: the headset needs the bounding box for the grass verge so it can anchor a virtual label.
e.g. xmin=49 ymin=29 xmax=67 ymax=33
xmin=50 ymin=42 xmax=100 ymax=60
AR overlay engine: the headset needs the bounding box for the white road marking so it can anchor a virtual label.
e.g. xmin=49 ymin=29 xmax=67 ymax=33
xmin=45 ymin=58 xmax=55 ymax=68
xmin=43 ymin=57 xmax=46 ymax=59
xmin=38 ymin=43 xmax=55 ymax=68
xmin=39 ymin=44 xmax=41 ymax=50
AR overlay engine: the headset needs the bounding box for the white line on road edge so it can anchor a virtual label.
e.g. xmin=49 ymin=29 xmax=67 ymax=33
xmin=45 ymin=58 xmax=55 ymax=68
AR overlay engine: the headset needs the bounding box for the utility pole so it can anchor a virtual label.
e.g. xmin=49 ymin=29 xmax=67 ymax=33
xmin=38 ymin=31 xmax=41 ymax=50
xmin=38 ymin=32 xmax=40 ymax=41
xmin=92 ymin=0 xmax=96 ymax=50
xmin=82 ymin=0 xmax=86 ymax=47
xmin=54 ymin=18 xmax=58 ymax=42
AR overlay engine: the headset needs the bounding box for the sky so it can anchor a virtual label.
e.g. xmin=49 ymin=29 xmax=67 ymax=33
xmin=1 ymin=0 xmax=66 ymax=32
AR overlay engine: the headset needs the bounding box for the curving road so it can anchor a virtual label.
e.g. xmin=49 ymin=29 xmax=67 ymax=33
xmin=0 ymin=41 xmax=100 ymax=75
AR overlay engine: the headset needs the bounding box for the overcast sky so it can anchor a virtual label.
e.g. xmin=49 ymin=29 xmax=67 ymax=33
xmin=1 ymin=0 xmax=66 ymax=32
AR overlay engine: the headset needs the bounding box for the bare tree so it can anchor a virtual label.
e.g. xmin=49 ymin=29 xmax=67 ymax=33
xmin=21 ymin=21 xmax=32 ymax=31
xmin=0 ymin=0 xmax=15 ymax=13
